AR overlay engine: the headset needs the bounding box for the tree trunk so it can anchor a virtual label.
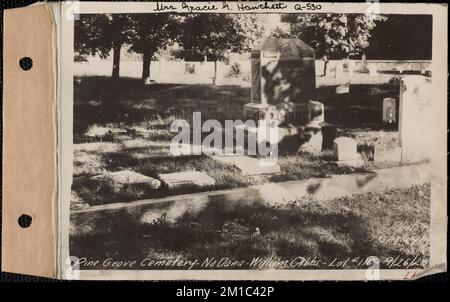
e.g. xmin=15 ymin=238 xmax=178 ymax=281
xmin=112 ymin=44 xmax=121 ymax=80
xmin=322 ymin=55 xmax=329 ymax=77
xmin=212 ymin=60 xmax=217 ymax=85
xmin=142 ymin=49 xmax=153 ymax=80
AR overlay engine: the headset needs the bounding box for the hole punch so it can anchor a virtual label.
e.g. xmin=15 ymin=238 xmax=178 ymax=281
xmin=18 ymin=214 xmax=32 ymax=228
xmin=19 ymin=57 xmax=33 ymax=71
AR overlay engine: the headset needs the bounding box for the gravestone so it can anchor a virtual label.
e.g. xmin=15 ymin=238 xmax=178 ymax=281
xmin=92 ymin=170 xmax=161 ymax=189
xmin=382 ymin=98 xmax=396 ymax=124
xmin=159 ymin=171 xmax=216 ymax=189
xmin=321 ymin=123 xmax=337 ymax=151
xmin=251 ymin=50 xmax=261 ymax=102
xmin=212 ymin=155 xmax=280 ymax=176
xmin=244 ymin=38 xmax=316 ymax=125
xmin=399 ymin=75 xmax=432 ymax=162
xmin=242 ymin=38 xmax=336 ymax=154
xmin=333 ymin=137 xmax=363 ymax=167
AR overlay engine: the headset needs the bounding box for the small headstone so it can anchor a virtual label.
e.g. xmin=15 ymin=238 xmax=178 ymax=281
xmin=333 ymin=137 xmax=363 ymax=167
xmin=373 ymin=145 xmax=402 ymax=163
xmin=92 ymin=170 xmax=161 ymax=189
xmin=321 ymin=123 xmax=337 ymax=151
xmin=382 ymin=98 xmax=396 ymax=124
xmin=159 ymin=171 xmax=216 ymax=189
xmin=213 ymin=155 xmax=280 ymax=175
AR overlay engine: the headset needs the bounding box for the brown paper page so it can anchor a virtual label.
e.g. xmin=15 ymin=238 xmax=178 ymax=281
xmin=2 ymin=4 xmax=57 ymax=278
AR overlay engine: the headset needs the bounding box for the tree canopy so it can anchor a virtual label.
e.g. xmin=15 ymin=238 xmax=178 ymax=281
xmin=75 ymin=14 xmax=135 ymax=78
xmin=274 ymin=14 xmax=384 ymax=59
xmin=129 ymin=14 xmax=181 ymax=79
xmin=175 ymin=14 xmax=265 ymax=62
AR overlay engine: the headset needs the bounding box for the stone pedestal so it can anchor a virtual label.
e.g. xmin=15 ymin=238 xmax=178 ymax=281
xmin=244 ymin=102 xmax=276 ymax=121
xmin=244 ymin=100 xmax=324 ymax=126
xmin=244 ymin=100 xmax=328 ymax=154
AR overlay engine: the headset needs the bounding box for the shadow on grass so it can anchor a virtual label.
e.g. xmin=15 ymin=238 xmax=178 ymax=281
xmin=70 ymin=184 xmax=430 ymax=270
xmin=74 ymin=76 xmax=250 ymax=141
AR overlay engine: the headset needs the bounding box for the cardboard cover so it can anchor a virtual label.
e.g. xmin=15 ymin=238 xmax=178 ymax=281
xmin=2 ymin=4 xmax=57 ymax=278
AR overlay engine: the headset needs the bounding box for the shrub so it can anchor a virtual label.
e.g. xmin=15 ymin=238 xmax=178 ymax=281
xmin=228 ymin=62 xmax=242 ymax=78
xmin=388 ymin=75 xmax=402 ymax=89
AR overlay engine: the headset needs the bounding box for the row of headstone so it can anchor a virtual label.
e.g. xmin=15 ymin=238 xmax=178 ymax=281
xmin=91 ymin=170 xmax=217 ymax=191
xmin=243 ymin=37 xmax=432 ymax=164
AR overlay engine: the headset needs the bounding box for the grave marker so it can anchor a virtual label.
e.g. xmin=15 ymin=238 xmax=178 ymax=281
xmin=244 ymin=38 xmax=316 ymax=125
xmin=92 ymin=170 xmax=161 ymax=189
xmin=159 ymin=171 xmax=216 ymax=189
xmin=212 ymin=155 xmax=280 ymax=176
xmin=333 ymin=137 xmax=363 ymax=167
xmin=399 ymin=75 xmax=432 ymax=162
xmin=382 ymin=98 xmax=397 ymax=124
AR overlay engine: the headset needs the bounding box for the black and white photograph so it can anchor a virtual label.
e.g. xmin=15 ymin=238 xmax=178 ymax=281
xmin=56 ymin=1 xmax=447 ymax=280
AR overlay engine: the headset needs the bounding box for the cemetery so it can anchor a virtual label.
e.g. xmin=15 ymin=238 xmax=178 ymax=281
xmin=70 ymin=14 xmax=433 ymax=269
xmin=72 ymin=38 xmax=431 ymax=207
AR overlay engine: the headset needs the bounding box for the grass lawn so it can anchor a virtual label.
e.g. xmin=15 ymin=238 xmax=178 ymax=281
xmin=70 ymin=183 xmax=430 ymax=270
xmin=72 ymin=76 xmax=405 ymax=208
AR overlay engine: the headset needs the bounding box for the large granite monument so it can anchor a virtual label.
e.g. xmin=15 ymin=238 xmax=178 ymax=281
xmin=244 ymin=38 xmax=329 ymax=153
xmin=244 ymin=38 xmax=317 ymax=125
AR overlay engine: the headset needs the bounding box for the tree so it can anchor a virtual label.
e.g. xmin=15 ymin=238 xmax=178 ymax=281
xmin=75 ymin=14 xmax=134 ymax=79
xmin=272 ymin=14 xmax=385 ymax=75
xmin=365 ymin=15 xmax=431 ymax=60
xmin=176 ymin=14 xmax=265 ymax=84
xmin=128 ymin=14 xmax=180 ymax=81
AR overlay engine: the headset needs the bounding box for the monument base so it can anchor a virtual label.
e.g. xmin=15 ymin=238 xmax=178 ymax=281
xmin=243 ymin=100 xmax=332 ymax=154
xmin=244 ymin=101 xmax=318 ymax=125
xmin=243 ymin=102 xmax=274 ymax=121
